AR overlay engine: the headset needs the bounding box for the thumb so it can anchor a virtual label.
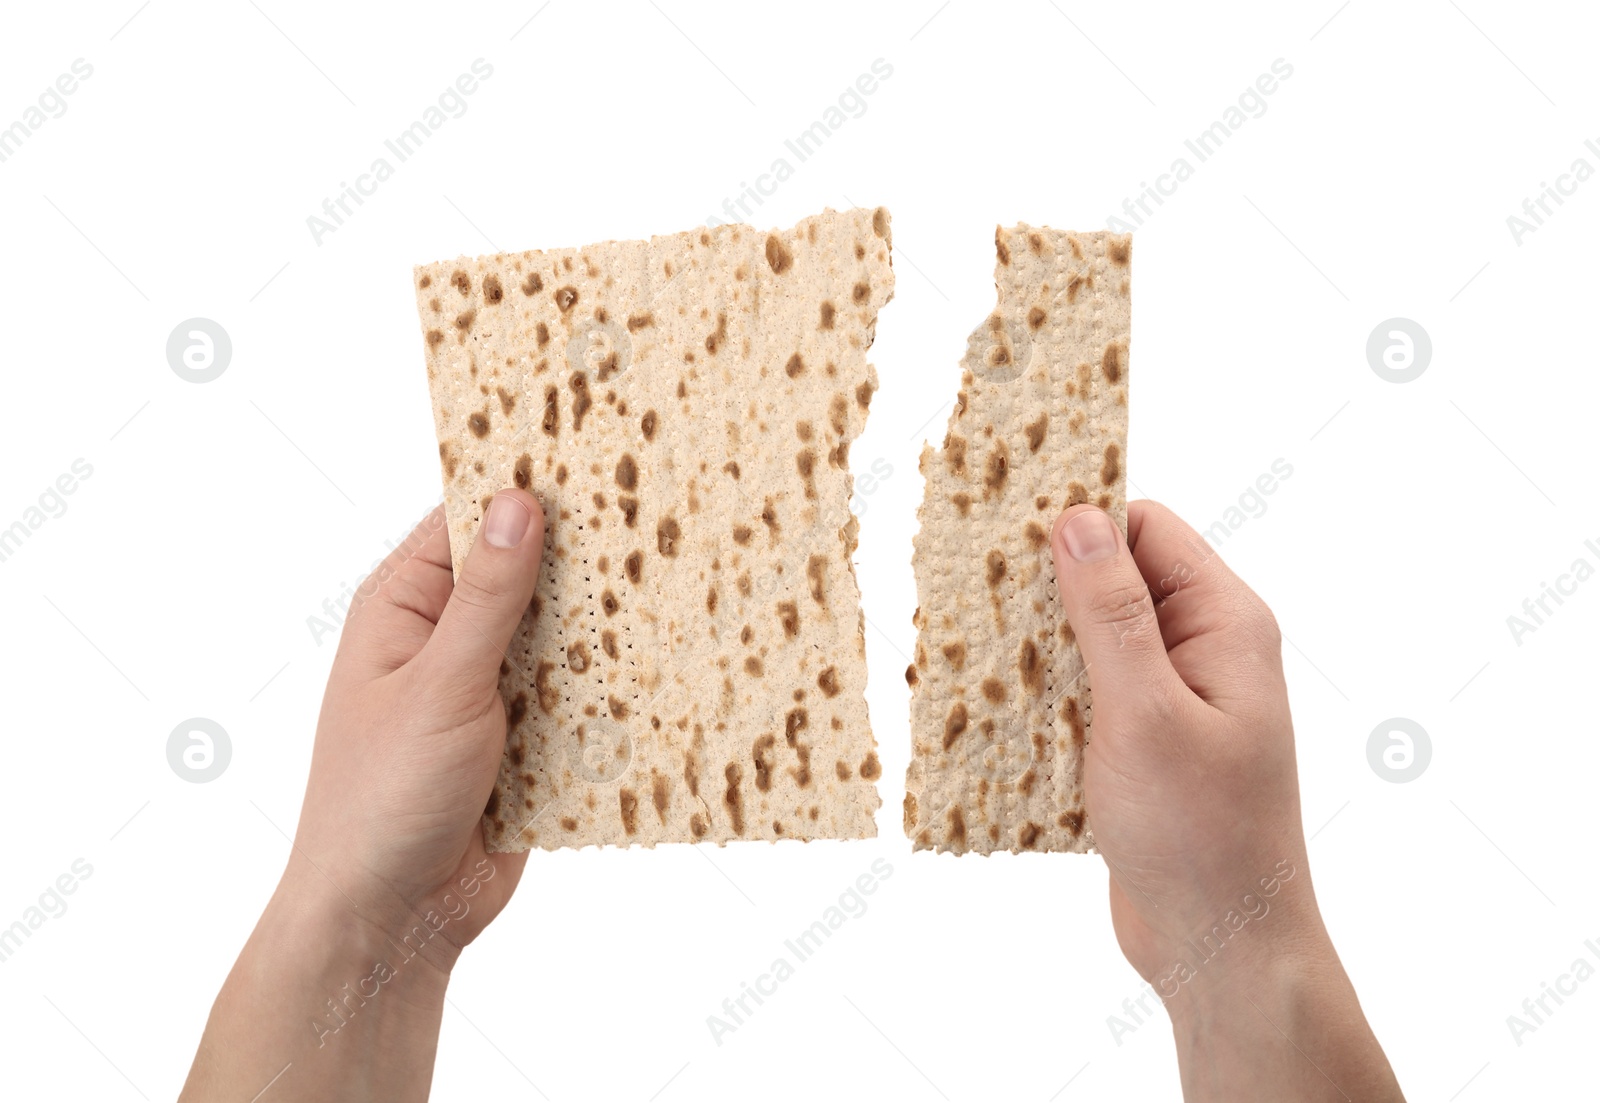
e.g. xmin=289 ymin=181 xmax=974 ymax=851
xmin=424 ymin=488 xmax=545 ymax=696
xmin=1051 ymin=505 xmax=1183 ymax=705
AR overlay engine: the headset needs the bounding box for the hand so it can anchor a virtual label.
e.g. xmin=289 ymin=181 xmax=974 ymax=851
xmin=298 ymin=489 xmax=545 ymax=962
xmin=181 ymin=489 xmax=545 ymax=1102
xmin=1051 ymin=501 xmax=1404 ymax=1101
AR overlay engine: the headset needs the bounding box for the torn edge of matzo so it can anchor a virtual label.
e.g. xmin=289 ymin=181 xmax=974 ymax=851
xmin=903 ymin=225 xmax=1130 ymax=855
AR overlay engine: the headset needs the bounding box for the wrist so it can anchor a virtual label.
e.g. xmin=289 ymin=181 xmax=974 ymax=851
xmin=274 ymin=847 xmax=466 ymax=979
xmin=181 ymin=870 xmax=453 ymax=1102
xmin=1131 ymin=852 xmax=1325 ymax=1013
xmin=1158 ymin=910 xmax=1404 ymax=1100
xmin=258 ymin=858 xmax=456 ymax=1030
xmin=1162 ymin=921 xmax=1338 ymax=1030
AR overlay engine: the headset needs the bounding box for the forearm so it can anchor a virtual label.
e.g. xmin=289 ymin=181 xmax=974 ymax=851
xmin=179 ymin=861 xmax=453 ymax=1102
xmin=1167 ymin=931 xmax=1404 ymax=1102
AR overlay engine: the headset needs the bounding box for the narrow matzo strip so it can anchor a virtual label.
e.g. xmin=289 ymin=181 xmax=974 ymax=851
xmin=415 ymin=208 xmax=893 ymax=850
xmin=904 ymin=225 xmax=1130 ymax=855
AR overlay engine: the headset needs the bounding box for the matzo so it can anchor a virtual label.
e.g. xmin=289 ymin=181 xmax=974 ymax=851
xmin=415 ymin=208 xmax=893 ymax=850
xmin=903 ymin=225 xmax=1130 ymax=855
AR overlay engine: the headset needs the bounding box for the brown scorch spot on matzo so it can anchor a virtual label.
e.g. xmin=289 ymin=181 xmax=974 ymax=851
xmin=904 ymin=225 xmax=1130 ymax=855
xmin=415 ymin=208 xmax=893 ymax=851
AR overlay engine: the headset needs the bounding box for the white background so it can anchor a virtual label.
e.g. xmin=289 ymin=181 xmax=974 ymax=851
xmin=1 ymin=1 xmax=1594 ymax=1099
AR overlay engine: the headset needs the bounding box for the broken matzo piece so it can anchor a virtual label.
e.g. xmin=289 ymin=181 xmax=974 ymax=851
xmin=416 ymin=208 xmax=894 ymax=851
xmin=903 ymin=225 xmax=1130 ymax=855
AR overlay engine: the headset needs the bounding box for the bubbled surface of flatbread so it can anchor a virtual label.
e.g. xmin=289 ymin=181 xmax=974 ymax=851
xmin=903 ymin=225 xmax=1130 ymax=855
xmin=415 ymin=208 xmax=892 ymax=851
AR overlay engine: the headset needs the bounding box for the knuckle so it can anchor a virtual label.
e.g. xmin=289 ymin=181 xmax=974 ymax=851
xmin=449 ymin=570 xmax=505 ymax=616
xmin=412 ymin=650 xmax=493 ymax=714
xmin=1107 ymin=676 xmax=1184 ymax=737
xmin=1218 ymin=584 xmax=1280 ymax=650
xmin=374 ymin=572 xmax=429 ymax=620
xmin=1138 ymin=681 xmax=1187 ymax=729
xmin=1239 ymin=589 xmax=1281 ymax=649
xmin=1086 ymin=581 xmax=1155 ymax=632
xmin=1256 ymin=603 xmax=1282 ymax=647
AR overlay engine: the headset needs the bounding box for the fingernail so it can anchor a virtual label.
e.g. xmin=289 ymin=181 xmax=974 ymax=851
xmin=483 ymin=492 xmax=532 ymax=548
xmin=1061 ymin=510 xmax=1118 ymax=562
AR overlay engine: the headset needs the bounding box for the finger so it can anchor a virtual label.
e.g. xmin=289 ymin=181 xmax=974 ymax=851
xmin=1123 ymin=500 xmax=1284 ymax=711
xmin=336 ymin=504 xmax=457 ymax=678
xmin=359 ymin=504 xmax=455 ymax=619
xmin=1051 ymin=505 xmax=1188 ymax=710
xmin=421 ymin=489 xmax=545 ymax=700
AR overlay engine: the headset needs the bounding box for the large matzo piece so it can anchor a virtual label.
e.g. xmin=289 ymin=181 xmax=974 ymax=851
xmin=415 ymin=208 xmax=893 ymax=851
xmin=904 ymin=225 xmax=1130 ymax=855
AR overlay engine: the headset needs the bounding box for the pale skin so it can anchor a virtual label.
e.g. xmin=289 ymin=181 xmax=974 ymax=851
xmin=180 ymin=491 xmax=1403 ymax=1101
xmin=1051 ymin=501 xmax=1404 ymax=1100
